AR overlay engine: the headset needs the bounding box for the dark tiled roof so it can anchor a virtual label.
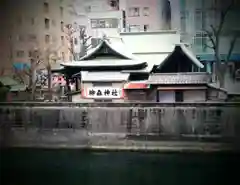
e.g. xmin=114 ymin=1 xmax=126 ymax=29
xmin=147 ymin=73 xmax=211 ymax=84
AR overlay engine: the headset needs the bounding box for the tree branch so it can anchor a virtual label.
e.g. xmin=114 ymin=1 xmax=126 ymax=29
xmin=68 ymin=47 xmax=74 ymax=54
xmin=210 ymin=25 xmax=217 ymax=37
xmin=36 ymin=59 xmax=43 ymax=66
xmin=86 ymin=44 xmax=92 ymax=50
xmin=23 ymin=68 xmax=31 ymax=76
xmin=217 ymin=0 xmax=235 ymax=37
xmin=204 ymin=43 xmax=214 ymax=49
xmin=83 ymin=36 xmax=92 ymax=45
xmin=13 ymin=67 xmax=25 ymax=84
xmin=226 ymin=34 xmax=238 ymax=61
xmin=203 ymin=29 xmax=216 ymax=50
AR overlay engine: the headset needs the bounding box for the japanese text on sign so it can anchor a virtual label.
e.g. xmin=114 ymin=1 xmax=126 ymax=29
xmin=85 ymin=87 xmax=122 ymax=99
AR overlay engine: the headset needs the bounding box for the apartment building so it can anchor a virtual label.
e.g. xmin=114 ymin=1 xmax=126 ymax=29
xmin=71 ymin=0 xmax=178 ymax=36
xmin=0 ymin=0 xmax=71 ymax=74
xmin=0 ymin=0 xmax=180 ymax=74
xmin=123 ymin=0 xmax=173 ymax=32
xmin=180 ymin=0 xmax=240 ymax=55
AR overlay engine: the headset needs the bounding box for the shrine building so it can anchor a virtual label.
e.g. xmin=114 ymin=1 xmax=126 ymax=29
xmin=54 ymin=35 xmax=227 ymax=103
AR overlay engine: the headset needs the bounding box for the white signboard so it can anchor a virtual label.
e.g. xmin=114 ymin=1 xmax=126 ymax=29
xmin=85 ymin=87 xmax=123 ymax=99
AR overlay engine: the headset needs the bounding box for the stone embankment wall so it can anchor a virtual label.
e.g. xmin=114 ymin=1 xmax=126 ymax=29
xmin=1 ymin=102 xmax=240 ymax=151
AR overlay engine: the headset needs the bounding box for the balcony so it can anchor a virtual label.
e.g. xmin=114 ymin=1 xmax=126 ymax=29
xmin=147 ymin=72 xmax=212 ymax=85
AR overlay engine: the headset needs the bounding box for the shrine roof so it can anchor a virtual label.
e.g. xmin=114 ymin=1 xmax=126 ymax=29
xmin=61 ymin=59 xmax=146 ymax=68
xmin=80 ymin=38 xmax=139 ymax=61
xmin=121 ymin=63 xmax=156 ymax=73
xmin=81 ymin=71 xmax=130 ymax=82
xmin=156 ymin=44 xmax=204 ymax=69
xmin=60 ymin=37 xmax=146 ymax=69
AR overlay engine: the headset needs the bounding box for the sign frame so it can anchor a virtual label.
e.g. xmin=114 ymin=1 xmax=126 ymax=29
xmin=84 ymin=87 xmax=124 ymax=99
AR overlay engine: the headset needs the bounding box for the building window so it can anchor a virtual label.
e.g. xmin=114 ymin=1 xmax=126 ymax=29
xmin=180 ymin=11 xmax=187 ymax=33
xmin=28 ymin=34 xmax=37 ymax=42
xmin=166 ymin=0 xmax=172 ymax=29
xmin=91 ymin=20 xmax=98 ymax=28
xmin=60 ymin=7 xmax=63 ymax=17
xmin=74 ymin=38 xmax=78 ymax=45
xmin=108 ymin=0 xmax=119 ymax=10
xmin=129 ymin=25 xmax=140 ymax=32
xmin=45 ymin=18 xmax=50 ymax=29
xmin=45 ymin=34 xmax=50 ymax=43
xmin=52 ymin=35 xmax=57 ymax=43
xmin=16 ymin=50 xmax=25 ymax=58
xmin=85 ymin=6 xmax=91 ymax=12
xmin=99 ymin=20 xmax=106 ymax=28
xmin=52 ymin=19 xmax=56 ymax=26
xmin=128 ymin=7 xmax=140 ymax=17
xmin=143 ymin=24 xmax=149 ymax=31
xmin=30 ymin=18 xmax=35 ymax=25
xmin=195 ymin=9 xmax=202 ymax=31
xmin=61 ymin=36 xmax=64 ymax=45
xmin=194 ymin=9 xmax=206 ymax=31
xmin=90 ymin=18 xmax=119 ymax=29
xmin=17 ymin=35 xmax=24 ymax=42
xmin=16 ymin=16 xmax=22 ymax=25
xmin=193 ymin=32 xmax=208 ymax=53
xmin=44 ymin=2 xmax=49 ymax=13
xmin=61 ymin=52 xmax=65 ymax=60
xmin=28 ymin=50 xmax=38 ymax=58
xmin=143 ymin=7 xmax=149 ymax=16
xmin=61 ymin=21 xmax=64 ymax=31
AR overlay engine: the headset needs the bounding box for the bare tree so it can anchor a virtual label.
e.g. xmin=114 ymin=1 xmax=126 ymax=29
xmin=65 ymin=24 xmax=78 ymax=61
xmin=79 ymin=26 xmax=92 ymax=58
xmin=13 ymin=44 xmax=61 ymax=101
xmin=41 ymin=46 xmax=61 ymax=101
xmin=64 ymin=23 xmax=92 ymax=60
xmin=203 ymin=0 xmax=238 ymax=87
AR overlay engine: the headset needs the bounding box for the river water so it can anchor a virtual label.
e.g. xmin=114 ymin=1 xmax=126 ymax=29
xmin=0 ymin=149 xmax=239 ymax=185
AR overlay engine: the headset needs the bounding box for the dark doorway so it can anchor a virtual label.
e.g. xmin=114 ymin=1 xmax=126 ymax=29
xmin=175 ymin=91 xmax=183 ymax=102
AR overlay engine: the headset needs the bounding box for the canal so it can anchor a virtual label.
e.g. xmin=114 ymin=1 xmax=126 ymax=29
xmin=0 ymin=149 xmax=239 ymax=185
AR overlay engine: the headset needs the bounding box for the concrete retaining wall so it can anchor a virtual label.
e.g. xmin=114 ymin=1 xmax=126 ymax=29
xmin=1 ymin=102 xmax=240 ymax=151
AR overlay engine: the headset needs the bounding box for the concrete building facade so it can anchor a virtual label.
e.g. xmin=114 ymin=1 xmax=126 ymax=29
xmin=179 ymin=0 xmax=240 ymax=55
xmin=0 ymin=0 xmax=180 ymax=75
xmin=0 ymin=0 xmax=73 ymax=74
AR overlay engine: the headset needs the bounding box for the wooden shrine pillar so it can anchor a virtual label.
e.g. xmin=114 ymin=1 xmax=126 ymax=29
xmin=66 ymin=75 xmax=71 ymax=101
xmin=75 ymin=77 xmax=79 ymax=91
